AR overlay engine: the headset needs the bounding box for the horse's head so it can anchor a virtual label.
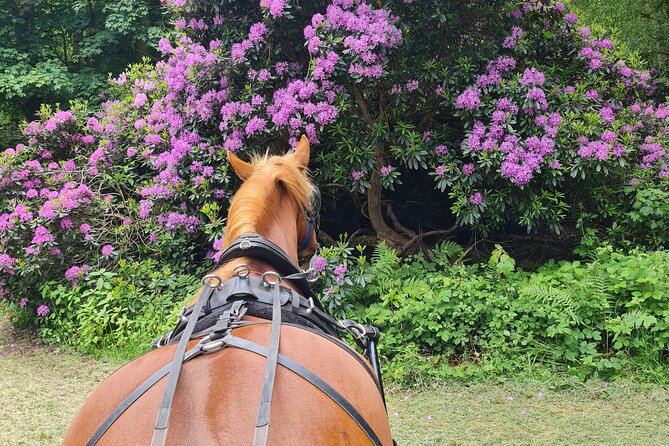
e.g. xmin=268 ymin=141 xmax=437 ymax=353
xmin=224 ymin=135 xmax=319 ymax=263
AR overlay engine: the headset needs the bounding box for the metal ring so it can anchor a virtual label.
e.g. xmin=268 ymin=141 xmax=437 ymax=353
xmin=202 ymin=274 xmax=223 ymax=288
xmin=234 ymin=264 xmax=251 ymax=278
xmin=240 ymin=239 xmax=252 ymax=250
xmin=261 ymin=271 xmax=282 ymax=286
xmin=305 ymin=268 xmax=320 ymax=283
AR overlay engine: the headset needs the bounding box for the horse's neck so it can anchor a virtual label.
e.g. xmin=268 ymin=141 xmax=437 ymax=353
xmin=212 ymin=188 xmax=300 ymax=282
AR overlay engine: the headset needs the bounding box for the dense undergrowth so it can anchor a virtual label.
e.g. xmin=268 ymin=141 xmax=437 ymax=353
xmin=3 ymin=241 xmax=667 ymax=385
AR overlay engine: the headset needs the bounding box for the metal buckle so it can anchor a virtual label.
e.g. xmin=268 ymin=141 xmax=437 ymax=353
xmin=177 ymin=307 xmax=188 ymax=322
xmin=240 ymin=238 xmax=252 ymax=250
xmin=341 ymin=320 xmax=367 ymax=340
xmin=200 ymin=334 xmax=227 ymax=354
xmin=305 ymin=267 xmax=319 ymax=283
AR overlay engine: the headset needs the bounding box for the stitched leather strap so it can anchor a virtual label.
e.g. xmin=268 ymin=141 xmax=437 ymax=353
xmin=151 ymin=280 xmax=217 ymax=446
xmin=225 ymin=334 xmax=384 ymax=446
xmin=86 ymin=343 xmax=205 ymax=446
xmin=252 ymin=279 xmax=282 ymax=446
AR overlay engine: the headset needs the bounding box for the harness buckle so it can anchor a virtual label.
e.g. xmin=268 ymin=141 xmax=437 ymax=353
xmin=177 ymin=306 xmax=188 ymax=322
xmin=305 ymin=297 xmax=315 ymax=314
xmin=200 ymin=334 xmax=227 ymax=354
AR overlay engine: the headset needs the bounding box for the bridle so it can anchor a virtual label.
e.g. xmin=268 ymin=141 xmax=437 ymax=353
xmin=297 ymin=186 xmax=321 ymax=255
xmin=84 ymin=193 xmax=392 ymax=446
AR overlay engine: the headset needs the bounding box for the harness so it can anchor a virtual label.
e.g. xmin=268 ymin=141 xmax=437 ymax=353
xmin=85 ymin=233 xmax=389 ymax=446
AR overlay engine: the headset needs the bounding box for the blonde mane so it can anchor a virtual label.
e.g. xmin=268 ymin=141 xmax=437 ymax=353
xmin=222 ymin=152 xmax=315 ymax=250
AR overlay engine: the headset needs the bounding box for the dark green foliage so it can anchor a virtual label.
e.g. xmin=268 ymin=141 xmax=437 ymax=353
xmin=0 ymin=0 xmax=168 ymax=138
xmin=340 ymin=243 xmax=669 ymax=383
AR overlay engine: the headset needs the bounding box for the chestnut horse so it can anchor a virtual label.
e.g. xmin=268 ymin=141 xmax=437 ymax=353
xmin=62 ymin=136 xmax=393 ymax=446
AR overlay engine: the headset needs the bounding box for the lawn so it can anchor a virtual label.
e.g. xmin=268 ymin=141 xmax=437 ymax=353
xmin=2 ymin=321 xmax=668 ymax=446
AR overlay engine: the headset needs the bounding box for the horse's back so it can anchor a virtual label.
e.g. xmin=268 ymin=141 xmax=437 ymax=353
xmin=63 ymin=323 xmax=392 ymax=445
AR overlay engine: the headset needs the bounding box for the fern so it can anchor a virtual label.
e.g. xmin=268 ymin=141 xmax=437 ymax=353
xmin=520 ymin=284 xmax=581 ymax=324
xmin=430 ymin=240 xmax=464 ymax=267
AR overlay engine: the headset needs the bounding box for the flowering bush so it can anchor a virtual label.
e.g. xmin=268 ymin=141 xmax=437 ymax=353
xmin=2 ymin=0 xmax=669 ymax=331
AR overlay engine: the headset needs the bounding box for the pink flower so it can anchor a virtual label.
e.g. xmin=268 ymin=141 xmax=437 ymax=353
xmin=19 ymin=297 xmax=28 ymax=309
xmin=352 ymin=170 xmax=365 ymax=181
xmin=469 ymin=192 xmax=483 ymax=205
xmin=333 ymin=263 xmax=347 ymax=281
xmin=37 ymin=304 xmax=50 ymax=317
xmin=379 ymin=165 xmax=394 ymax=177
xmin=312 ymin=256 xmax=328 ymax=272
xmin=101 ymin=244 xmax=114 ymax=257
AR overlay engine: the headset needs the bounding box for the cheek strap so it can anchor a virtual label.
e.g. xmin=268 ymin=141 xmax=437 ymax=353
xmin=297 ymin=212 xmax=315 ymax=254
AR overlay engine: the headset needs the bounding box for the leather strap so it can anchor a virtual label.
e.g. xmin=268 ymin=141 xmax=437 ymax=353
xmin=86 ymin=343 xmax=205 ymax=446
xmin=151 ymin=279 xmax=217 ymax=446
xmin=225 ymin=334 xmax=384 ymax=446
xmin=252 ymin=279 xmax=282 ymax=445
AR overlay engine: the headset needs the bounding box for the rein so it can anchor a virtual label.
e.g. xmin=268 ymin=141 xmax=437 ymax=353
xmin=85 ymin=234 xmax=389 ymax=446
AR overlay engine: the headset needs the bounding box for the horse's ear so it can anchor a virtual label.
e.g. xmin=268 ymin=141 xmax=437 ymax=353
xmin=292 ymin=135 xmax=310 ymax=170
xmin=227 ymin=150 xmax=254 ymax=181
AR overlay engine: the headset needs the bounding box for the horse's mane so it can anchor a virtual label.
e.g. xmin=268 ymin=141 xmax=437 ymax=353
xmin=222 ymin=152 xmax=315 ymax=250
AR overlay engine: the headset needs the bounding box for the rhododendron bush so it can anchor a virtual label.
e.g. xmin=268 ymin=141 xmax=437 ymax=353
xmin=2 ymin=0 xmax=669 ymax=324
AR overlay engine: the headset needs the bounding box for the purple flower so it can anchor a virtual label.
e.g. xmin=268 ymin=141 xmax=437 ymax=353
xmin=32 ymin=226 xmax=54 ymax=245
xmin=469 ymin=192 xmax=483 ymax=205
xmin=586 ymin=89 xmax=600 ymax=100
xmin=456 ymin=88 xmax=481 ymax=110
xmin=248 ymin=22 xmax=268 ymax=43
xmin=520 ymin=410 xmax=529 ymax=416
xmin=435 ymin=165 xmax=446 ymax=176
xmin=520 ymin=68 xmax=545 ymax=87
xmin=379 ymin=165 xmax=394 ymax=177
xmin=351 ymin=170 xmax=365 ymax=181
xmin=245 ymin=117 xmax=267 ymax=135
xmin=36 ymin=304 xmax=50 ymax=317
xmin=101 ymin=244 xmax=114 ymax=257
xmin=564 ymin=12 xmax=579 ymax=24
xmin=260 ymin=0 xmax=286 ymax=18
xmin=333 ymin=263 xmax=347 ymax=281
xmin=312 ymin=256 xmax=328 ymax=272
xmin=79 ymin=223 xmax=91 ymax=233
xmin=406 ymin=80 xmax=419 ymax=92
xmin=19 ymin=297 xmax=28 ymax=309
xmin=435 ymin=145 xmax=448 ymax=156
xmin=462 ymin=163 xmax=475 ymax=176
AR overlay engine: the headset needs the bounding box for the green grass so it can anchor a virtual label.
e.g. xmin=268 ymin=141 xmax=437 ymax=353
xmin=2 ymin=321 xmax=669 ymax=446
xmin=386 ymin=381 xmax=669 ymax=445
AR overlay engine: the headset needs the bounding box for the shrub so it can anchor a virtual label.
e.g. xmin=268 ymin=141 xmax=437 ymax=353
xmin=2 ymin=0 xmax=669 ymax=330
xmin=3 ymin=259 xmax=202 ymax=358
xmin=316 ymin=241 xmax=669 ymax=383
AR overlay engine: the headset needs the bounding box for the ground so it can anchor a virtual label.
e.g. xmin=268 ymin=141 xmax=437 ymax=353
xmin=2 ymin=321 xmax=669 ymax=446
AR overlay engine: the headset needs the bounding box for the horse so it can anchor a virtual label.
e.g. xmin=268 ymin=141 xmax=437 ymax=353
xmin=62 ymin=136 xmax=394 ymax=446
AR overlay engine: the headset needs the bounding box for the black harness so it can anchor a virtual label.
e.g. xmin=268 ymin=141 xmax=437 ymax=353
xmin=85 ymin=233 xmax=389 ymax=446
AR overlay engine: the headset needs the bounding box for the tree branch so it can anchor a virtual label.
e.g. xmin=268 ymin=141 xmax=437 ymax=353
xmin=398 ymin=225 xmax=460 ymax=256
